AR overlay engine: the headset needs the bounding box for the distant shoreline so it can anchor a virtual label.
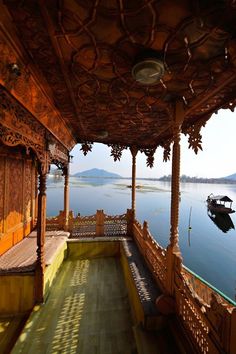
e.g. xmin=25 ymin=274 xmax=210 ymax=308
xmin=70 ymin=175 xmax=236 ymax=184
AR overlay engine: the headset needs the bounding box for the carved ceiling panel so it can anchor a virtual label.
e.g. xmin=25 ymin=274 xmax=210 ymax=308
xmin=3 ymin=0 xmax=236 ymax=149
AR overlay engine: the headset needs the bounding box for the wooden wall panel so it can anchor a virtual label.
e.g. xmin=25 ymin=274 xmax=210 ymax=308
xmin=0 ymin=146 xmax=37 ymax=255
xmin=24 ymin=160 xmax=32 ymax=221
xmin=0 ymin=158 xmax=4 ymax=234
xmin=7 ymin=158 xmax=23 ymax=230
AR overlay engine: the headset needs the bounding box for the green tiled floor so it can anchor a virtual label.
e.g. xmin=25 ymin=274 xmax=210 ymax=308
xmin=12 ymin=257 xmax=136 ymax=354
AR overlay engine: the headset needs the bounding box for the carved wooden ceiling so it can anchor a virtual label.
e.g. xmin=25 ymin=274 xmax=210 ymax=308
xmin=3 ymin=0 xmax=236 ymax=151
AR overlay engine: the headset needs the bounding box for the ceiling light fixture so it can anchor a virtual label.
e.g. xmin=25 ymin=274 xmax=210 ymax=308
xmin=132 ymin=51 xmax=165 ymax=85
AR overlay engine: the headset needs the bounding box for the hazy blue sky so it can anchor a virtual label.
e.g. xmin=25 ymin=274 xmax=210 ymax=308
xmin=70 ymin=109 xmax=236 ymax=179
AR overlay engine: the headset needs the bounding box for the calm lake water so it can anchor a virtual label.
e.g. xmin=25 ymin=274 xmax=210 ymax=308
xmin=47 ymin=177 xmax=236 ymax=302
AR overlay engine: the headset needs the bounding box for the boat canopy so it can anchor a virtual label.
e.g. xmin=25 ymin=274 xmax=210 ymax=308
xmin=209 ymin=195 xmax=233 ymax=202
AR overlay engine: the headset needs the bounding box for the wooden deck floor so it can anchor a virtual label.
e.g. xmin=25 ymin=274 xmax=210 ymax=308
xmin=12 ymin=257 xmax=136 ymax=354
xmin=0 ymin=315 xmax=28 ymax=354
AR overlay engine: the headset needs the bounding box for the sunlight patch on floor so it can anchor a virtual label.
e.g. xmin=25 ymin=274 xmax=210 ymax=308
xmin=12 ymin=257 xmax=136 ymax=354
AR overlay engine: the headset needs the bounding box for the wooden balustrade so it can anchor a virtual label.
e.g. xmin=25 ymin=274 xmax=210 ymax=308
xmin=46 ymin=209 xmax=129 ymax=237
xmin=132 ymin=217 xmax=236 ymax=354
xmin=133 ymin=219 xmax=167 ymax=293
xmin=46 ymin=210 xmax=236 ymax=353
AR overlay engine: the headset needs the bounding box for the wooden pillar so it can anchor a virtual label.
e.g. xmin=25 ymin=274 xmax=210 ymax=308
xmin=96 ymin=210 xmax=104 ymax=237
xmin=130 ymin=146 xmax=138 ymax=216
xmin=63 ymin=165 xmax=69 ymax=231
xmin=166 ymin=101 xmax=184 ymax=294
xmin=126 ymin=208 xmax=134 ymax=237
xmin=169 ymin=130 xmax=181 ymax=254
xmin=35 ymin=163 xmax=47 ymax=303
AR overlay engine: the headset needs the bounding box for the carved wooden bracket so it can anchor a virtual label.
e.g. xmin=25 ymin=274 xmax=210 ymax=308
xmin=80 ymin=141 xmax=93 ymax=156
xmin=0 ymin=87 xmax=69 ymax=167
xmin=0 ymin=34 xmax=75 ymax=149
xmin=109 ymin=144 xmax=127 ymax=161
xmin=183 ymin=118 xmax=209 ymax=154
xmin=140 ymin=147 xmax=157 ymax=168
xmin=160 ymin=138 xmax=172 ymax=162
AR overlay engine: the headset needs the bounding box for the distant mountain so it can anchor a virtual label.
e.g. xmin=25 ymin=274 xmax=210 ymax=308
xmin=223 ymin=173 xmax=236 ymax=180
xmin=73 ymin=168 xmax=122 ymax=178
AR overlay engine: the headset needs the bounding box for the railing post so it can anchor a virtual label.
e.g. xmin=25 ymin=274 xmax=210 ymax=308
xmin=143 ymin=220 xmax=148 ymax=241
xmin=67 ymin=210 xmax=74 ymax=232
xmin=126 ymin=208 xmax=134 ymax=237
xmin=35 ymin=162 xmax=47 ymax=303
xmin=130 ymin=146 xmax=138 ymax=216
xmin=166 ymin=100 xmax=184 ymax=295
xmin=63 ymin=165 xmax=69 ymax=231
xmin=96 ymin=210 xmax=104 ymax=236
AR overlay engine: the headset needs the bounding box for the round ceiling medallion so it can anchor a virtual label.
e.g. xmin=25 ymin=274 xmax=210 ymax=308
xmin=132 ymin=59 xmax=165 ymax=85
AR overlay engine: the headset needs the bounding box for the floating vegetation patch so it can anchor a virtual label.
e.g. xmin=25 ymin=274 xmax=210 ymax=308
xmin=152 ymin=208 xmax=166 ymax=215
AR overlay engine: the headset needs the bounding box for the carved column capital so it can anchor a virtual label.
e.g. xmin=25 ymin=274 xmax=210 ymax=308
xmin=130 ymin=145 xmax=138 ymax=158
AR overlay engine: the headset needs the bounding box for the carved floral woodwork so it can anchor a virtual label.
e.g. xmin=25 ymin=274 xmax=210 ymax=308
xmin=160 ymin=139 xmax=172 ymax=162
xmin=0 ymin=32 xmax=75 ymax=150
xmin=80 ymin=142 xmax=93 ymax=156
xmin=0 ymin=87 xmax=69 ymax=168
xmin=24 ymin=160 xmax=32 ymax=220
xmin=109 ymin=144 xmax=127 ymax=162
xmin=3 ymin=1 xmax=236 ymax=149
xmin=8 ymin=158 xmax=23 ymax=229
xmin=183 ymin=117 xmax=210 ymax=154
xmin=140 ymin=147 xmax=157 ymax=168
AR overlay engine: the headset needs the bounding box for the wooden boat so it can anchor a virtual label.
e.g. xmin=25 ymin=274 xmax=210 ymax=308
xmin=206 ymin=194 xmax=235 ymax=214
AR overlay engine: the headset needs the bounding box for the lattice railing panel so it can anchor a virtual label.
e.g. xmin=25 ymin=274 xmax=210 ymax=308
xmin=133 ymin=219 xmax=167 ymax=292
xmin=46 ymin=211 xmax=65 ymax=231
xmin=104 ymin=213 xmax=127 ymax=236
xmin=71 ymin=214 xmax=96 ymax=238
xmin=175 ymin=272 xmax=219 ymax=354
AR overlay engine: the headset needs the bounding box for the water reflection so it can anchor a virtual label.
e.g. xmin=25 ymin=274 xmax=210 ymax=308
xmin=207 ymin=210 xmax=235 ymax=233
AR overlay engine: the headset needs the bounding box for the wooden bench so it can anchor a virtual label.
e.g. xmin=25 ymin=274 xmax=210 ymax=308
xmin=120 ymin=240 xmax=166 ymax=331
xmin=0 ymin=231 xmax=69 ymax=314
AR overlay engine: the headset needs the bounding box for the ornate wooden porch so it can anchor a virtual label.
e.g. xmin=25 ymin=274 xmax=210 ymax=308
xmin=0 ymin=0 xmax=236 ymax=353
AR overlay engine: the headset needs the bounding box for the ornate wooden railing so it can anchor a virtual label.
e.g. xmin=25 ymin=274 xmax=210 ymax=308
xmin=71 ymin=213 xmax=97 ymax=237
xmin=46 ymin=209 xmax=236 ymax=353
xmin=133 ymin=219 xmax=167 ymax=293
xmin=132 ymin=217 xmax=236 ymax=354
xmin=175 ymin=264 xmax=236 ymax=354
xmin=46 ymin=209 xmax=131 ymax=237
xmin=46 ymin=211 xmax=67 ymax=231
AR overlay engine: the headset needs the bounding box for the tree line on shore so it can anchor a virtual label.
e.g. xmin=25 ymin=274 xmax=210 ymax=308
xmin=159 ymin=174 xmax=236 ymax=184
